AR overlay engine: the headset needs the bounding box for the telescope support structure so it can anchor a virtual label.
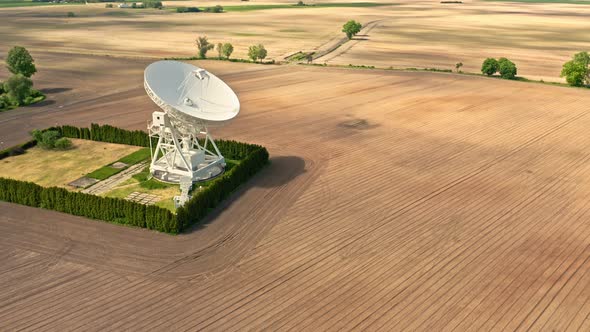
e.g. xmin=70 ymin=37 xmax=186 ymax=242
xmin=148 ymin=111 xmax=225 ymax=184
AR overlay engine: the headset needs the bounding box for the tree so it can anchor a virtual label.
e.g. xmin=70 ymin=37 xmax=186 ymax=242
xmin=455 ymin=62 xmax=463 ymax=72
xmin=3 ymin=74 xmax=33 ymax=105
xmin=6 ymin=46 xmax=37 ymax=78
xmin=342 ymin=20 xmax=362 ymax=40
xmin=216 ymin=42 xmax=223 ymax=58
xmin=498 ymin=58 xmax=517 ymax=79
xmin=196 ymin=36 xmax=214 ymax=58
xmin=248 ymin=45 xmax=259 ymax=62
xmin=257 ymin=44 xmax=267 ymax=62
xmin=481 ymin=58 xmax=498 ymax=76
xmin=221 ymin=43 xmax=234 ymax=59
xmin=561 ymin=51 xmax=590 ymax=87
xmin=306 ymin=52 xmax=313 ymax=64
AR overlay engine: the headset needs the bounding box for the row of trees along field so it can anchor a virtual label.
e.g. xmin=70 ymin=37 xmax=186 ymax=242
xmin=481 ymin=57 xmax=518 ymax=79
xmin=1 ymin=47 xmax=44 ymax=110
xmin=478 ymin=52 xmax=589 ymax=87
xmin=0 ymin=124 xmax=269 ymax=233
xmin=195 ymin=36 xmax=268 ymax=63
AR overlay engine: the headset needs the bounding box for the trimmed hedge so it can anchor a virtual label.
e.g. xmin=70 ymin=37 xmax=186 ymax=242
xmin=0 ymin=177 xmax=179 ymax=233
xmin=0 ymin=123 xmax=269 ymax=233
xmin=176 ymin=145 xmax=269 ymax=230
xmin=55 ymin=123 xmax=260 ymax=160
xmin=0 ymin=139 xmax=36 ymax=160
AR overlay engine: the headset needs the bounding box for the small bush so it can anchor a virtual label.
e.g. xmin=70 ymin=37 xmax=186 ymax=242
xmin=205 ymin=5 xmax=223 ymax=12
xmin=39 ymin=130 xmax=61 ymax=149
xmin=105 ymin=3 xmax=113 ymax=7
xmin=176 ymin=6 xmax=187 ymax=12
xmin=4 ymin=74 xmax=33 ymax=105
xmin=32 ymin=129 xmax=66 ymax=150
xmin=66 ymin=12 xmax=75 ymax=17
xmin=54 ymin=137 xmax=73 ymax=150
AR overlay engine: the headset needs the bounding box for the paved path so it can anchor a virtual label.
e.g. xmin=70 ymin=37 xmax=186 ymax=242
xmin=82 ymin=161 xmax=149 ymax=195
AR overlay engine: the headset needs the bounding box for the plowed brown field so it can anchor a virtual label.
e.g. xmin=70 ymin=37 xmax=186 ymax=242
xmin=2 ymin=53 xmax=590 ymax=330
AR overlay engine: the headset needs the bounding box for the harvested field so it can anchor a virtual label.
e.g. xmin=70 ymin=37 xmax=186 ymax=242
xmin=1 ymin=0 xmax=589 ymax=82
xmin=0 ymin=3 xmax=382 ymax=60
xmin=0 ymin=139 xmax=140 ymax=188
xmin=320 ymin=1 xmax=590 ymax=82
xmin=2 ymin=53 xmax=590 ymax=330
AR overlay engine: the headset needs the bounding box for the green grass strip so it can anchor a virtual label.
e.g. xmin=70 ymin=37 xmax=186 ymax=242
xmin=118 ymin=148 xmax=151 ymax=165
xmin=86 ymin=166 xmax=122 ymax=180
xmin=86 ymin=147 xmax=151 ymax=180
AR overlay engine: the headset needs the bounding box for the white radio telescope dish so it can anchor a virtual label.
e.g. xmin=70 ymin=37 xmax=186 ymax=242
xmin=144 ymin=60 xmax=240 ymax=186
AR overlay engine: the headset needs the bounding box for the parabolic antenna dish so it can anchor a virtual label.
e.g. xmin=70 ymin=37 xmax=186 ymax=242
xmin=144 ymin=60 xmax=240 ymax=128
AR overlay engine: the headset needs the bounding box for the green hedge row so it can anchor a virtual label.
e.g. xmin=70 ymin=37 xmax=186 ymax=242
xmin=0 ymin=139 xmax=36 ymax=160
xmin=0 ymin=177 xmax=179 ymax=233
xmin=56 ymin=123 xmax=260 ymax=160
xmin=0 ymin=123 xmax=269 ymax=233
xmin=176 ymin=145 xmax=269 ymax=230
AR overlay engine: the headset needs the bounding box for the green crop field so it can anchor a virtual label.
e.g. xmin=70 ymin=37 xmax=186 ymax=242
xmin=0 ymin=0 xmax=83 ymax=8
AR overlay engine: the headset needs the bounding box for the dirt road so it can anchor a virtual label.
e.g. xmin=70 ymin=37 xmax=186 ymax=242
xmin=2 ymin=53 xmax=590 ymax=330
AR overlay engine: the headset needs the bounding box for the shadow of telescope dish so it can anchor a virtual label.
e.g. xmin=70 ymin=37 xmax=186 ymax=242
xmin=144 ymin=60 xmax=240 ymax=129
